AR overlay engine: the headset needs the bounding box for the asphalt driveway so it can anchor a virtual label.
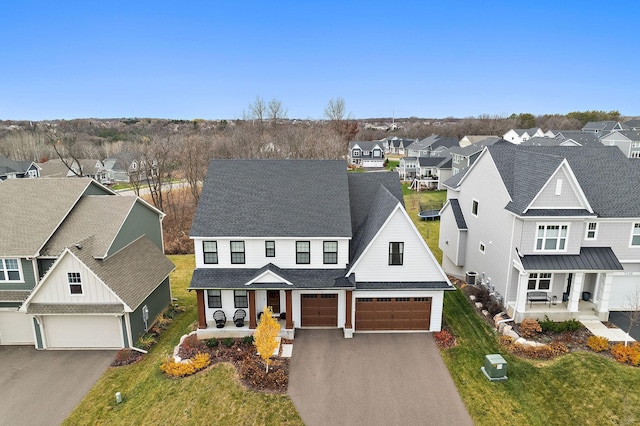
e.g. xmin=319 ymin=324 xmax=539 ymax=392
xmin=0 ymin=346 xmax=115 ymax=426
xmin=288 ymin=330 xmax=473 ymax=426
xmin=609 ymin=312 xmax=640 ymax=341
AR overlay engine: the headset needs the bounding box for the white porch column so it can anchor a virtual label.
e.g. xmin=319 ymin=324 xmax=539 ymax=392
xmin=597 ymin=273 xmax=614 ymax=315
xmin=568 ymin=272 xmax=584 ymax=312
xmin=515 ymin=272 xmax=529 ymax=313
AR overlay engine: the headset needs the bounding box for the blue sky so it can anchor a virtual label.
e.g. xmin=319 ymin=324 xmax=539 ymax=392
xmin=1 ymin=1 xmax=638 ymax=120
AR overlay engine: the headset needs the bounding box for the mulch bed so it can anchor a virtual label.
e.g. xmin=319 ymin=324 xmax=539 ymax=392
xmin=178 ymin=335 xmax=290 ymax=393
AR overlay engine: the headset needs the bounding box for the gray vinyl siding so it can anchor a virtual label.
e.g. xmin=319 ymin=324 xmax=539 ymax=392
xmin=454 ymin=152 xmax=514 ymax=298
xmin=82 ymin=182 xmax=113 ymax=196
xmin=519 ymin=219 xmax=583 ymax=255
xmin=108 ymin=201 xmax=163 ymax=256
xmin=0 ymin=302 xmax=22 ymax=308
xmin=129 ymin=277 xmax=171 ymax=343
xmin=528 ymin=168 xmax=584 ymax=209
xmin=582 ymin=221 xmax=640 ymax=260
xmin=3 ymin=259 xmax=37 ymax=290
xmin=438 ymin=204 xmax=466 ymax=267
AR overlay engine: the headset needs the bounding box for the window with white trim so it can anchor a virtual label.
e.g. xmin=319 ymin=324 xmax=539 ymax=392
xmin=479 ymin=242 xmax=486 ymax=254
xmin=536 ymin=224 xmax=568 ymax=251
xmin=265 ymin=241 xmax=275 ymax=257
xmin=352 ymin=149 xmax=361 ymax=157
xmin=296 ymin=241 xmax=310 ymax=264
xmin=207 ymin=290 xmax=222 ymax=308
xmin=389 ymin=242 xmax=404 ymax=265
xmin=230 ymin=241 xmax=245 ymax=264
xmin=203 ymin=241 xmax=218 ymax=264
xmin=472 ymin=200 xmax=479 ymax=216
xmin=632 ymin=151 xmax=640 ymax=159
xmin=632 ymin=223 xmax=640 ymax=246
xmin=0 ymin=259 xmax=21 ymax=282
xmin=323 ymin=241 xmax=338 ymax=264
xmin=527 ymin=273 xmax=552 ymax=291
xmin=585 ymin=222 xmax=598 ymax=240
xmin=68 ymin=272 xmax=83 ymax=295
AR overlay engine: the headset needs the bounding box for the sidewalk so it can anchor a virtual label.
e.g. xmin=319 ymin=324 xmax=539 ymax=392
xmin=580 ymin=320 xmax=635 ymax=342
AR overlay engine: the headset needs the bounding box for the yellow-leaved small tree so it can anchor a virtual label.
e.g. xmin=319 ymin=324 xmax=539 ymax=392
xmin=253 ymin=306 xmax=281 ymax=373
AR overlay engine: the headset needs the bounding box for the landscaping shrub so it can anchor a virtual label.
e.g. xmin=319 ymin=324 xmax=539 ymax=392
xmin=243 ymin=335 xmax=254 ymax=345
xmin=433 ymin=330 xmax=456 ymax=349
xmin=222 ymin=337 xmax=235 ymax=348
xmin=586 ymin=336 xmax=609 ymax=353
xmin=180 ymin=334 xmax=206 ymax=358
xmin=137 ymin=333 xmax=157 ymax=350
xmin=205 ymin=338 xmax=219 ymax=348
xmin=499 ymin=335 xmax=514 ymax=347
xmin=519 ymin=318 xmax=542 ymax=338
xmin=111 ymin=349 xmax=143 ymax=367
xmin=160 ymin=352 xmax=211 ymax=378
xmin=610 ymin=343 xmax=640 ymax=366
xmin=509 ymin=342 xmax=568 ymax=359
xmin=539 ymin=316 xmax=582 ymax=333
xmin=486 ymin=300 xmax=505 ymax=317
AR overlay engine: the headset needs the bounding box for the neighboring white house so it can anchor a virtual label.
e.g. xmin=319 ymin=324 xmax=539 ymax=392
xmin=439 ymin=145 xmax=640 ymax=323
xmin=502 ymin=128 xmax=545 ymax=144
xmin=458 ymin=135 xmax=498 ymax=148
xmin=189 ymin=160 xmax=453 ymax=339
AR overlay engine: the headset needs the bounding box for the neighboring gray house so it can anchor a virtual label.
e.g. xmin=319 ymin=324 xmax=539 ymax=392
xmin=348 ymin=141 xmax=385 ymax=167
xmin=383 ymin=137 xmax=415 ymax=155
xmin=189 ymin=160 xmax=452 ymax=339
xmin=0 ymin=157 xmax=39 ymax=181
xmin=439 ymin=145 xmax=640 ymax=323
xmin=39 ymin=158 xmax=108 ymax=182
xmin=622 ymin=119 xmax=640 ymax=130
xmin=0 ymin=178 xmax=174 ymax=349
xmin=449 ymin=137 xmax=502 ymax=175
xmin=600 ymin=130 xmax=640 ymax=159
xmin=406 ymin=135 xmax=458 ymax=158
xmin=102 ymin=152 xmax=156 ymax=183
xmin=581 ymin=121 xmax=624 ymax=134
xmin=553 ymin=131 xmax=603 ymax=147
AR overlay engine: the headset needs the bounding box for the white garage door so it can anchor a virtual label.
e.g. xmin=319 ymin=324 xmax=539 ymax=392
xmin=0 ymin=310 xmax=34 ymax=345
xmin=44 ymin=315 xmax=123 ymax=349
xmin=609 ymin=275 xmax=640 ymax=310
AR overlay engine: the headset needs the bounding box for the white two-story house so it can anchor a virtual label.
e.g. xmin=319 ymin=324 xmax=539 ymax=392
xmin=189 ymin=160 xmax=452 ymax=339
xmin=439 ymin=145 xmax=640 ymax=323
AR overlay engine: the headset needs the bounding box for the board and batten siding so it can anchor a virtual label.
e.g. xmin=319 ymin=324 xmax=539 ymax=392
xmin=30 ymin=254 xmax=121 ymax=305
xmin=350 ymin=208 xmax=445 ymax=282
xmin=193 ymin=238 xmax=350 ymax=269
xmin=528 ymin=166 xmax=586 ymax=210
xmin=453 ymin=151 xmax=515 ymax=299
xmin=108 ymin=201 xmax=163 ymax=256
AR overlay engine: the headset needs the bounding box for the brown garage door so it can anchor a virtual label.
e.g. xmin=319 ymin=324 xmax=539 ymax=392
xmin=301 ymin=294 xmax=338 ymax=327
xmin=356 ymin=297 xmax=431 ymax=331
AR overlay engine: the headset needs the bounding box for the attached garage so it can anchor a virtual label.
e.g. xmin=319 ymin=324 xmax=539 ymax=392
xmin=356 ymin=297 xmax=432 ymax=331
xmin=609 ymin=275 xmax=640 ymax=310
xmin=43 ymin=315 xmax=123 ymax=349
xmin=0 ymin=311 xmax=35 ymax=345
xmin=301 ymin=294 xmax=338 ymax=327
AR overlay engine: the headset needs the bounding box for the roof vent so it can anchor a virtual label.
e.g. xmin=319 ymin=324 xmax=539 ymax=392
xmin=75 ymin=243 xmax=83 ymax=250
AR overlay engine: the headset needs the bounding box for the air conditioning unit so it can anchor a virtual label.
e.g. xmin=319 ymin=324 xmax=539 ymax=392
xmin=465 ymin=271 xmax=478 ymax=285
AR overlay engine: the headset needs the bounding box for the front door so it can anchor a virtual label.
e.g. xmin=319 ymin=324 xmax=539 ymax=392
xmin=267 ymin=290 xmax=280 ymax=313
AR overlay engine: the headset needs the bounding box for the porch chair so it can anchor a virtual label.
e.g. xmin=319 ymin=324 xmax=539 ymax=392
xmin=213 ymin=310 xmax=226 ymax=328
xmin=233 ymin=309 xmax=246 ymax=327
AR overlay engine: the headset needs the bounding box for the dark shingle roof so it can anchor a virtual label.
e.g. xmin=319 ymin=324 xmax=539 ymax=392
xmin=521 ymin=247 xmax=623 ymax=271
xmin=488 ymin=145 xmax=640 ymax=217
xmin=582 ymin=121 xmax=621 ymax=132
xmin=191 ymin=160 xmax=352 ymax=238
xmin=417 ymin=157 xmax=448 ymax=167
xmin=449 ymin=137 xmax=502 ymax=155
xmin=347 ymin=172 xmax=403 ymax=232
xmin=189 ymin=267 xmax=352 ymax=289
xmin=554 ymin=131 xmax=602 ymax=147
xmin=449 ymin=199 xmax=467 ymax=230
xmin=356 ymin=281 xmax=453 ymax=290
xmin=349 ymin=185 xmax=401 ymax=262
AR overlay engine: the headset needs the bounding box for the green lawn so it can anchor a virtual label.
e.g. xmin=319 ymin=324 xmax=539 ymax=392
xmin=64 ymin=255 xmax=303 ymax=426
xmin=404 ymin=189 xmax=640 ymax=426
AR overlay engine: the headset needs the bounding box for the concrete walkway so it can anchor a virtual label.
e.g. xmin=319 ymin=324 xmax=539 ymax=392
xmin=288 ymin=330 xmax=473 ymax=426
xmin=580 ymin=320 xmax=635 ymax=342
